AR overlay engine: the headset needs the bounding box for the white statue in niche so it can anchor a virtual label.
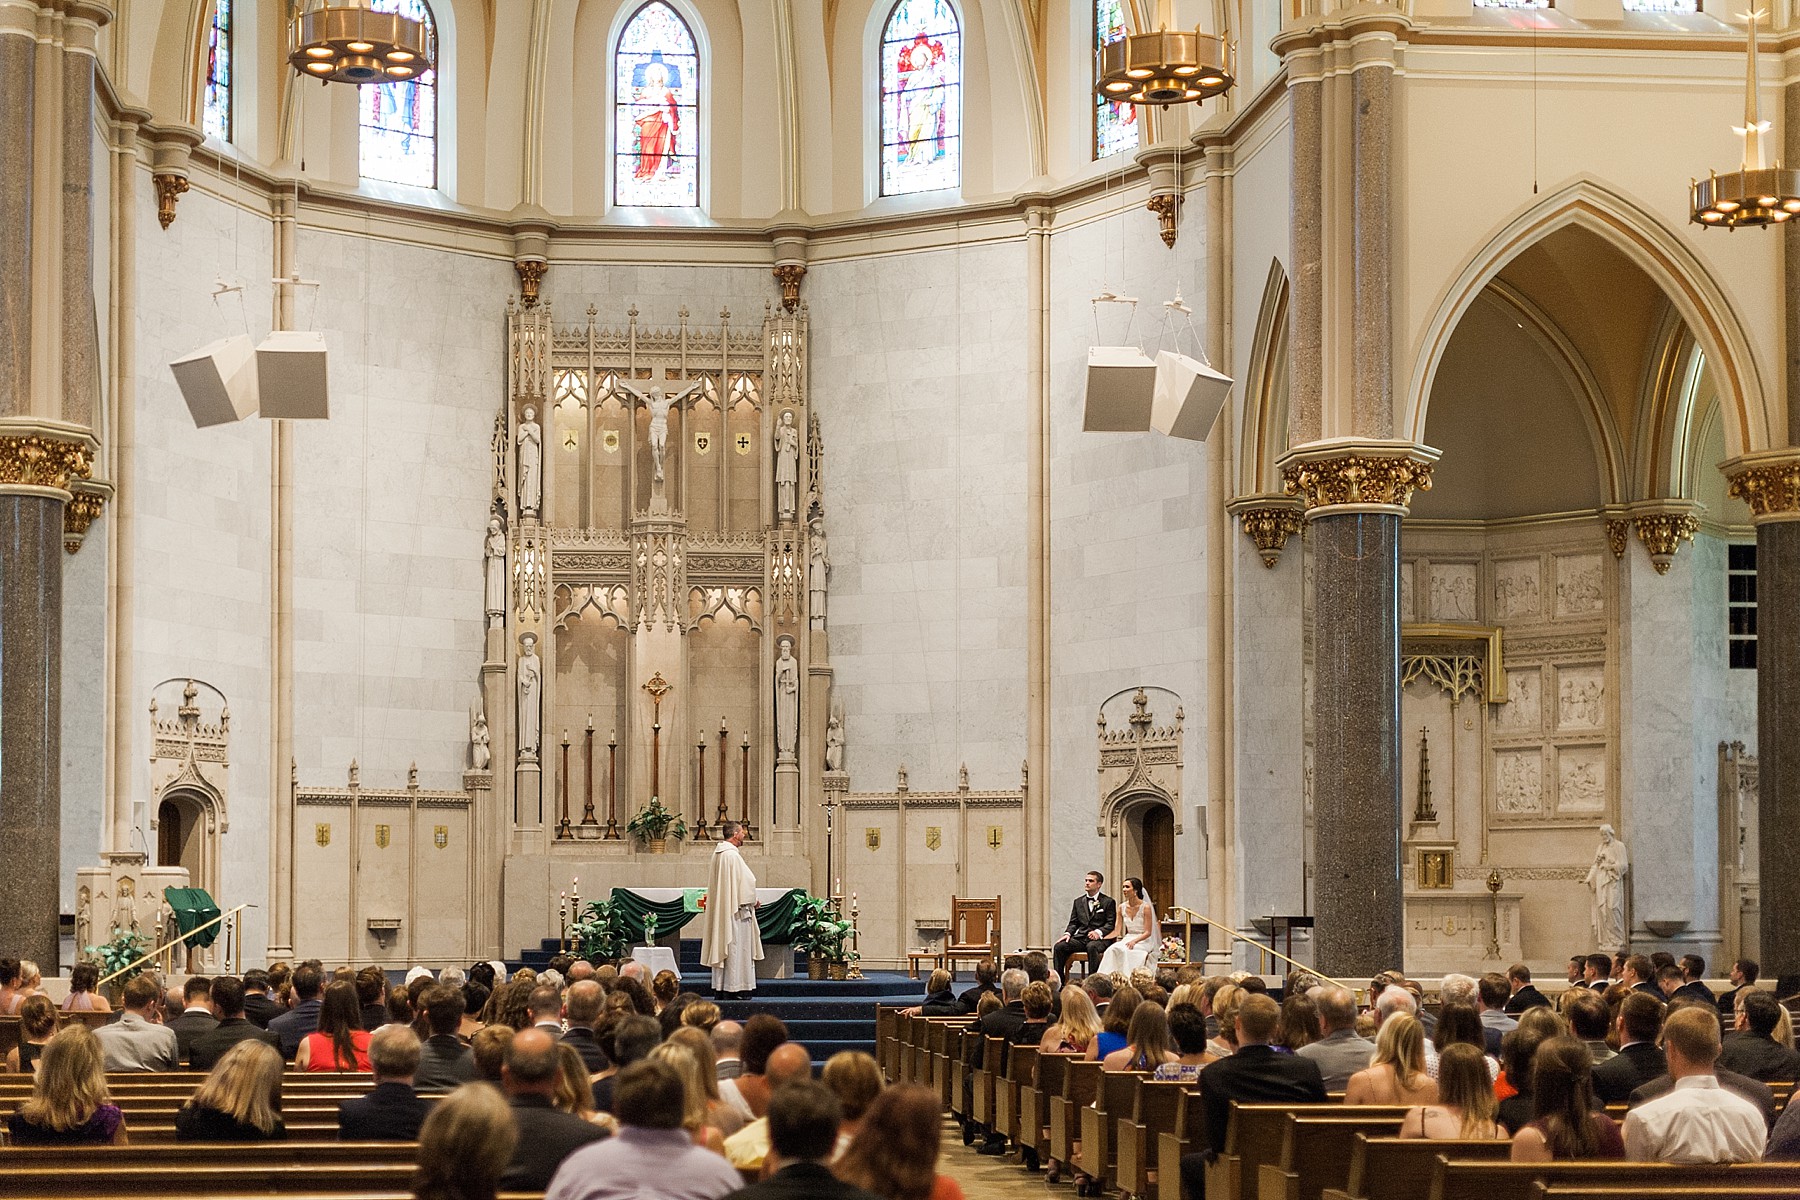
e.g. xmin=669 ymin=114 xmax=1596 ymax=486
xmin=774 ymin=635 xmax=800 ymax=759
xmin=484 ymin=518 xmax=507 ymax=622
xmin=470 ymin=708 xmax=491 ymax=771
xmin=1584 ymin=824 xmax=1629 ymax=952
xmin=807 ymin=518 xmax=830 ymax=630
xmin=775 ymin=410 xmax=800 ymax=521
xmin=517 ymin=632 xmax=542 ymax=759
xmin=824 ymin=711 xmax=845 ymax=772
xmin=615 ymin=379 xmax=706 ymax=486
xmin=516 ymin=407 xmax=543 ymax=516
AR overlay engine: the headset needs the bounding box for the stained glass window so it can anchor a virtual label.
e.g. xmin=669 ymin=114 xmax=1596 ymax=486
xmin=201 ymin=0 xmax=231 ymax=142
xmin=614 ymin=2 xmax=700 ymax=208
xmin=1094 ymin=0 xmax=1137 ymax=159
xmin=880 ymin=0 xmax=961 ymax=196
xmin=1623 ymin=0 xmax=1696 ymax=10
xmin=359 ymin=0 xmax=437 ymax=189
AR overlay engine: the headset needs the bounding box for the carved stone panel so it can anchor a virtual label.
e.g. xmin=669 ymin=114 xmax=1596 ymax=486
xmin=1554 ymin=553 xmax=1604 ymax=617
xmin=1554 ymin=665 xmax=1606 ymax=731
xmin=1495 ymin=668 xmax=1542 ymax=734
xmin=1400 ymin=561 xmax=1416 ymax=622
xmin=1493 ymin=749 xmax=1544 ymax=815
xmin=1493 ymin=558 xmax=1542 ymax=622
xmin=1429 ymin=562 xmax=1478 ymax=622
xmin=1556 ymin=746 xmax=1607 ymax=814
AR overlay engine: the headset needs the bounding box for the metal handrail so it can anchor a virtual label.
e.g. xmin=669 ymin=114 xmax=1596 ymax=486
xmin=1162 ymin=905 xmax=1346 ymax=991
xmin=96 ymin=904 xmax=249 ymax=988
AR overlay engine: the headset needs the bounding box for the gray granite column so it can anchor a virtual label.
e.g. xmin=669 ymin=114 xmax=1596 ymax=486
xmin=0 ymin=492 xmax=65 ymax=970
xmin=0 ymin=24 xmax=32 ymax=417
xmin=1756 ymin=517 xmax=1800 ymax=975
xmin=1351 ymin=58 xmax=1393 ymax=436
xmin=1288 ymin=70 xmax=1322 ymax=444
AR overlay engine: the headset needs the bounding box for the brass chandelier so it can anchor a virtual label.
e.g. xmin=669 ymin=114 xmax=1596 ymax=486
xmin=1095 ymin=0 xmax=1234 ymax=107
xmin=1691 ymin=9 xmax=1800 ymax=229
xmin=288 ymin=0 xmax=435 ymax=85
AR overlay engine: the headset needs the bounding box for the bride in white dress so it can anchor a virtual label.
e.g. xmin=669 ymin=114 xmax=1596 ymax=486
xmin=1096 ymin=877 xmax=1160 ymax=976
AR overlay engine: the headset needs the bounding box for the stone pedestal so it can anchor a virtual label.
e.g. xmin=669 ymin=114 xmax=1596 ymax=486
xmin=1404 ymin=890 xmax=1523 ymax=976
xmin=74 ymin=860 xmax=192 ymax=968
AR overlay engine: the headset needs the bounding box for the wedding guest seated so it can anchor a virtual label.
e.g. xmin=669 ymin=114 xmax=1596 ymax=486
xmin=188 ymin=975 xmax=281 ymax=1070
xmin=1298 ymin=987 xmax=1375 ymax=1092
xmin=94 ymin=974 xmax=180 ymax=1072
xmin=546 ymin=1060 xmax=742 ymax=1200
xmin=903 ymin=969 xmax=961 ymax=1018
xmin=7 ymin=1025 xmax=126 ymax=1144
xmin=1624 ymin=1006 xmax=1765 ymax=1163
xmin=1276 ymin=994 xmax=1322 ymax=1052
xmin=1718 ymin=989 xmax=1800 ymax=1082
xmin=713 ymin=1019 xmax=745 ymax=1080
xmin=0 ymin=957 xmax=19 ymax=1016
xmin=297 ymin=980 xmax=373 ymax=1071
xmin=358 ymin=966 xmax=390 ymax=1031
xmin=5 ymin=959 xmax=43 ymax=1015
xmin=593 ymin=1014 xmax=662 ymax=1114
xmin=1509 ymin=1036 xmax=1622 ymax=1162
xmin=1158 ymin=1005 xmax=1215 ymax=1082
xmin=1039 ymin=986 xmax=1103 ymax=1057
xmin=561 ymin=980 xmax=611 ymax=1075
xmin=1593 ymin=992 xmax=1667 ymax=1103
xmin=1672 ymin=956 xmax=1717 ymax=1007
xmin=500 ymin=1027 xmax=611 ymax=1190
xmin=1432 ymin=1002 xmax=1499 ymax=1081
xmin=1497 ymin=1024 xmax=1555 ymax=1134
xmin=822 ymin=1050 xmax=884 ymax=1150
xmin=1014 ymin=981 xmax=1055 ymax=1046
xmin=338 ymin=1025 xmax=430 ymax=1140
xmin=735 ymin=1014 xmax=793 ymax=1119
xmin=168 ymin=975 xmax=220 ymax=1062
xmin=416 ymin=984 xmax=478 ymax=1091
xmin=648 ymin=1040 xmax=729 ymax=1154
xmin=1103 ymin=1001 xmax=1179 ymax=1073
xmin=241 ymin=969 xmax=282 ymax=1028
xmin=1400 ymin=1043 xmax=1508 ymax=1141
xmin=1346 ymin=1013 xmax=1438 ymax=1106
xmin=412 ymin=1084 xmax=517 ymax=1200
xmin=1564 ymin=988 xmax=1616 ymax=1065
xmin=1089 ymin=984 xmax=1140 ymax=1061
xmin=268 ymin=964 xmax=325 ymax=1059
xmin=837 ymin=1083 xmax=965 ymax=1200
xmin=553 ymin=1043 xmax=615 ymax=1131
xmin=956 ymin=961 xmax=1000 ymax=1014
xmin=667 ymin=1026 xmax=745 ymax=1138
xmin=727 ymin=1042 xmax=817 ymax=1171
xmin=1721 ymin=959 xmax=1758 ymax=1016
xmin=6 ymin=994 xmax=57 ymax=1073
xmin=177 ymin=1041 xmax=287 ymax=1141
xmin=726 ymin=1080 xmax=886 ymax=1200
xmin=471 ymin=1024 xmax=513 ymax=1084
xmin=61 ymin=962 xmax=111 ymax=1013
xmin=1504 ymin=964 xmax=1549 ymax=1014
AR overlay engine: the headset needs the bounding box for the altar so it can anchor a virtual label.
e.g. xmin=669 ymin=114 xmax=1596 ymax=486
xmin=616 ymin=886 xmax=808 ymax=979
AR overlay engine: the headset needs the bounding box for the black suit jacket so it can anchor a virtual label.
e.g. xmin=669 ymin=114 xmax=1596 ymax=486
xmin=1503 ymin=985 xmax=1550 ymax=1014
xmin=918 ymin=989 xmax=963 ymax=1017
xmin=268 ymin=998 xmax=322 ymax=1060
xmin=1718 ymin=1031 xmax=1800 ymax=1083
xmin=242 ymin=992 xmax=283 ymax=1029
xmin=955 ymin=982 xmax=998 ymax=1015
xmin=562 ymin=1027 xmax=610 ymax=1075
xmin=1592 ymin=1041 xmax=1667 ymax=1103
xmin=500 ymin=1095 xmax=610 ymax=1190
xmin=1721 ymin=985 xmax=1751 ymax=1016
xmin=1065 ymin=892 xmax=1118 ymax=940
xmin=1672 ymin=981 xmax=1717 ymax=1008
xmin=337 ymin=1081 xmax=430 ymax=1141
xmin=1630 ymin=1068 xmax=1776 ymax=1128
xmin=1197 ymin=1045 xmax=1327 ymax=1155
xmin=169 ymin=1009 xmax=220 ymax=1062
xmin=188 ymin=1017 xmax=281 ymax=1070
xmin=725 ymin=1161 xmax=885 ymax=1200
xmin=966 ymin=1002 xmax=1027 ymax=1069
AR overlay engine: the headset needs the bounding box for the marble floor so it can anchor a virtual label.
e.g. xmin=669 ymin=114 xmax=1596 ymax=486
xmin=937 ymin=1121 xmax=1078 ymax=1200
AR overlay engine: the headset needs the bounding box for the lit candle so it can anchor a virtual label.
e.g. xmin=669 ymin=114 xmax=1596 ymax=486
xmin=587 ymin=713 xmax=594 ymax=730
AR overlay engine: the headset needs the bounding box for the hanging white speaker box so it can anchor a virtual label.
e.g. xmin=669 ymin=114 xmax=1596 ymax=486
xmin=169 ymin=336 xmax=260 ymax=428
xmin=1151 ymin=350 xmax=1233 ymax=442
xmin=1084 ymin=345 xmax=1157 ymax=432
xmin=256 ymin=330 xmax=330 ymax=420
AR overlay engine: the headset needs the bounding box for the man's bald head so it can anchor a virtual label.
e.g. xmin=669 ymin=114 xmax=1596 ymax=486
xmin=766 ymin=1042 xmax=813 ymax=1086
xmin=565 ymin=980 xmax=603 ymax=1025
xmin=503 ymin=1026 xmax=561 ymax=1096
xmin=620 ymin=960 xmax=649 ymax=982
xmin=712 ymin=1019 xmax=743 ymax=1057
xmin=569 ymin=960 xmax=596 ymax=982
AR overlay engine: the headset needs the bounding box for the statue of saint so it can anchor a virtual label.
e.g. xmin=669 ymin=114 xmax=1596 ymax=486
xmin=470 ymin=708 xmax=491 ymax=771
xmin=807 ymin=518 xmax=829 ymax=630
xmin=516 ymin=407 xmax=543 ymax=516
xmin=775 ymin=410 xmax=800 ymax=521
xmin=483 ymin=518 xmax=507 ymax=622
xmin=616 ymin=379 xmax=706 ymax=486
xmin=824 ymin=711 xmax=844 ymax=772
xmin=774 ymin=636 xmax=800 ymax=759
xmin=1583 ymin=823 xmax=1629 ymax=952
xmin=517 ymin=632 xmax=542 ymax=758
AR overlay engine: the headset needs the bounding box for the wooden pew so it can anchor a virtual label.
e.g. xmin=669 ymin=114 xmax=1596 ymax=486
xmin=1425 ymin=1159 xmax=1800 ymax=1200
xmin=1156 ymin=1086 xmax=1209 ymax=1200
xmin=1079 ymin=1069 xmax=1150 ymax=1194
xmin=0 ymin=1143 xmax=419 ymax=1167
xmin=1536 ymin=1188 xmax=1800 ymax=1200
xmin=1257 ymin=1113 xmax=1407 ymax=1200
xmin=996 ymin=1044 xmax=1037 ymax=1151
xmin=1211 ymin=1105 xmax=1410 ymax=1200
xmin=1025 ymin=1052 xmax=1077 ymax=1171
xmin=111 ymin=1118 xmax=344 ymax=1143
xmin=1049 ymin=1059 xmax=1104 ymax=1178
xmin=1114 ymin=1078 xmax=1190 ymax=1200
xmin=1321 ymin=1135 xmax=1512 ymax=1200
xmin=971 ymin=1035 xmax=1004 ymax=1131
xmin=875 ymin=1006 xmax=900 ymax=1082
xmin=0 ymin=1162 xmax=420 ymax=1196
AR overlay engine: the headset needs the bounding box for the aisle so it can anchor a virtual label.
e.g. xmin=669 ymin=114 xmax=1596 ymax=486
xmin=936 ymin=1117 xmax=1077 ymax=1200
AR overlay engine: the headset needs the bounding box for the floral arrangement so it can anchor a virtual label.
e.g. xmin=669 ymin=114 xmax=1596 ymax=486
xmin=568 ymin=898 xmax=628 ymax=962
xmin=643 ymin=911 xmax=660 ymax=942
xmin=86 ymin=927 xmax=151 ymax=986
xmin=790 ymin=894 xmax=856 ymax=962
xmin=1159 ymin=934 xmax=1187 ymax=964
xmin=625 ymin=795 xmax=688 ymax=843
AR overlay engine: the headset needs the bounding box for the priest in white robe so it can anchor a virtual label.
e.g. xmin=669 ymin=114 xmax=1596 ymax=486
xmin=701 ymin=821 xmax=762 ymax=998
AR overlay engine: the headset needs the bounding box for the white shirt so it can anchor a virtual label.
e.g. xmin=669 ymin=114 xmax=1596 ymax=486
xmin=1623 ymin=1074 xmax=1766 ymax=1164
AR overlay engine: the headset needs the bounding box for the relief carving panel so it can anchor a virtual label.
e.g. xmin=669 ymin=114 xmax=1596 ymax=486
xmin=1554 ymin=554 xmax=1604 ymax=617
xmin=1429 ymin=562 xmax=1478 ymax=622
xmin=1493 ymin=558 xmax=1542 ymax=622
xmin=1493 ymin=749 xmax=1544 ymax=815
xmin=1556 ymin=746 xmax=1607 ymax=813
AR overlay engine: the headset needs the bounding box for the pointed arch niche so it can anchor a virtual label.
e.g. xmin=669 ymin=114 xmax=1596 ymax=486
xmin=147 ymin=679 xmax=232 ymax=965
xmin=1095 ymin=687 xmax=1184 ymax=922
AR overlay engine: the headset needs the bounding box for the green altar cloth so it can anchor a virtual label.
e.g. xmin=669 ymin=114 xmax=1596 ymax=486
xmin=609 ymin=887 xmax=808 ymax=944
xmin=164 ymin=887 xmax=222 ymax=949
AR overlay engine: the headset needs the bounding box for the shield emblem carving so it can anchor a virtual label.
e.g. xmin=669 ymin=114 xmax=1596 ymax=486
xmin=865 ymin=827 xmax=880 ymax=850
xmin=987 ymin=826 xmax=1003 ymax=850
xmin=375 ymin=824 xmax=391 ymax=849
xmin=735 ymin=432 xmax=752 ymax=455
xmin=695 ymin=432 xmax=712 ymax=455
xmin=434 ymin=825 xmax=448 ymax=849
xmin=602 ymin=429 xmax=620 ymax=453
xmin=315 ymin=824 xmax=331 ymax=847
xmin=925 ymin=826 xmax=941 ymax=852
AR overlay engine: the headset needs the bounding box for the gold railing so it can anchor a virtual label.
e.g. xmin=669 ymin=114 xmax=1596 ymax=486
xmin=97 ymin=904 xmax=248 ymax=988
xmin=1162 ymin=905 xmax=1346 ymax=991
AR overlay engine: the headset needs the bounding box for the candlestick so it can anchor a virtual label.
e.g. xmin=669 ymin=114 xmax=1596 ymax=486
xmin=604 ymin=731 xmax=621 ymax=839
xmin=740 ymin=731 xmax=753 ymax=839
xmin=694 ymin=734 xmax=711 ymax=841
xmin=581 ymin=725 xmax=597 ymax=826
xmin=557 ymin=731 xmax=572 ymax=839
xmin=716 ymin=722 xmax=730 ymax=827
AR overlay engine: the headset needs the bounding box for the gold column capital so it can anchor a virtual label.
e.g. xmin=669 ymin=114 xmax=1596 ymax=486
xmin=1278 ymin=439 xmax=1440 ymax=516
xmin=1228 ymin=494 xmax=1304 ymax=568
xmin=64 ymin=477 xmax=112 ymax=554
xmin=1629 ymin=502 xmax=1702 ymax=575
xmin=1723 ymin=450 xmax=1800 ymax=522
xmin=515 ymin=259 xmax=548 ymax=309
xmin=772 ymin=263 xmax=807 ymax=313
xmin=0 ymin=420 xmax=98 ymax=499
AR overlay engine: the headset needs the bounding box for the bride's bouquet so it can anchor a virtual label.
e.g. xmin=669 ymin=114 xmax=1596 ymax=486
xmin=1159 ymin=934 xmax=1187 ymax=964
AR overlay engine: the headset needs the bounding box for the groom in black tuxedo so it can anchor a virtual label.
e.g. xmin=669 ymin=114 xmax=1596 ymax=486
xmin=1053 ymin=871 xmax=1118 ymax=978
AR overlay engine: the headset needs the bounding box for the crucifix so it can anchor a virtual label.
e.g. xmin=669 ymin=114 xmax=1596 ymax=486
xmin=643 ymin=672 xmax=671 ymax=801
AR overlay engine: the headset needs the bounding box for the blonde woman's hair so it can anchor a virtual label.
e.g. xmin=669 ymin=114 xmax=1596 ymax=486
xmin=19 ymin=1024 xmax=110 ymax=1131
xmin=191 ymin=1041 xmax=284 ymax=1134
xmin=1211 ymin=984 xmax=1243 ymax=1046
xmin=822 ymin=1051 xmax=885 ymax=1121
xmin=680 ymin=1001 xmax=721 ymax=1032
xmin=17 ymin=959 xmax=41 ymax=988
xmin=666 ymin=1026 xmax=722 ymax=1101
xmin=1374 ymin=1013 xmax=1427 ymax=1089
xmin=1057 ymin=986 xmax=1103 ymax=1049
xmin=1168 ymin=984 xmax=1204 ymax=1012
xmin=1776 ymin=1004 xmax=1794 ymax=1051
xmin=414 ymin=1083 xmax=518 ymax=1200
xmin=552 ymin=1043 xmax=597 ymax=1118
xmin=648 ymin=1041 xmax=711 ymax=1131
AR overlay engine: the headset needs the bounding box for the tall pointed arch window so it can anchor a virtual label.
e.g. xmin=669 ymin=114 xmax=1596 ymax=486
xmin=359 ymin=0 xmax=438 ymax=188
xmin=614 ymin=2 xmax=700 ymax=208
xmin=1093 ymin=0 xmax=1137 ymax=158
xmin=879 ymin=0 xmax=961 ymax=196
xmin=201 ymin=0 xmax=232 ymax=142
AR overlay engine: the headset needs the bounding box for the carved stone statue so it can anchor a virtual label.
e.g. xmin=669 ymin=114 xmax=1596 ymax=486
xmin=774 ymin=635 xmax=800 ymax=759
xmin=807 ymin=518 xmax=829 ymax=630
xmin=824 ymin=711 xmax=844 ymax=772
xmin=1583 ymin=823 xmax=1629 ymax=952
xmin=517 ymin=632 xmax=542 ymax=759
xmin=470 ymin=708 xmax=492 ymax=771
xmin=616 ymin=379 xmax=705 ymax=486
xmin=775 ymin=410 xmax=800 ymax=521
xmin=483 ymin=518 xmax=507 ymax=622
xmin=517 ymin=407 xmax=543 ymax=516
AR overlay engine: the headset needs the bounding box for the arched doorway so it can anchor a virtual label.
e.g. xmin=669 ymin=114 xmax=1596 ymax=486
xmin=1117 ymin=797 xmax=1176 ymax=917
xmin=156 ymin=791 xmax=206 ymax=883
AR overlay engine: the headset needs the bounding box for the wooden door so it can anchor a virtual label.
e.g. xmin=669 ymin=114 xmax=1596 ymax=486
xmin=157 ymin=799 xmax=182 ymax=867
xmin=1142 ymin=805 xmax=1175 ymax=916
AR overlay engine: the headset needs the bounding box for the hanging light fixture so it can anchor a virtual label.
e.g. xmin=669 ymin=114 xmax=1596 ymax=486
xmin=1691 ymin=8 xmax=1800 ymax=229
xmin=288 ymin=0 xmax=435 ymax=85
xmin=1095 ymin=0 xmax=1233 ymax=108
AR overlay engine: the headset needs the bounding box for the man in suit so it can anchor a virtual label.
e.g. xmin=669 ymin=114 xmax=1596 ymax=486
xmin=1296 ymin=986 xmax=1375 ymax=1091
xmin=338 ymin=1026 xmax=431 ymax=1141
xmin=1620 ymin=954 xmax=1660 ymax=997
xmin=188 ymin=976 xmax=279 ymax=1070
xmin=715 ymin=1080 xmax=882 ymax=1200
xmin=1503 ymin=963 xmax=1550 ymax=1014
xmin=1584 ymin=953 xmax=1615 ymax=989
xmin=1593 ymin=991 xmax=1668 ymax=1103
xmin=1719 ymin=989 xmax=1800 ymax=1082
xmin=268 ymin=964 xmax=325 ymax=1060
xmin=1053 ymin=871 xmax=1119 ymax=980
xmin=500 ymin=1027 xmax=611 ymax=1190
xmin=1720 ymin=959 xmax=1759 ymax=1016
xmin=1672 ymin=955 xmax=1717 ymax=1007
xmin=240 ymin=970 xmax=282 ymax=1029
xmin=414 ymin=983 xmax=477 ymax=1092
xmin=167 ymin=975 xmax=219 ymax=1062
xmin=1182 ymin=993 xmax=1327 ymax=1200
xmin=560 ymin=980 xmax=610 ymax=1074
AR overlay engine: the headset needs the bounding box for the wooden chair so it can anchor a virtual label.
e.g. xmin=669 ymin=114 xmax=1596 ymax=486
xmin=944 ymin=896 xmax=1001 ymax=979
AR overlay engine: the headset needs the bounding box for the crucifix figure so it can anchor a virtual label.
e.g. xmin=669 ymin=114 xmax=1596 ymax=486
xmin=615 ymin=378 xmax=707 ymax=486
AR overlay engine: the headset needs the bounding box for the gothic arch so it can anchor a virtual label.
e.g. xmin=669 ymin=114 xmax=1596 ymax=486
xmin=1403 ymin=179 xmax=1771 ymax=465
xmin=1237 ymin=258 xmax=1290 ymax=496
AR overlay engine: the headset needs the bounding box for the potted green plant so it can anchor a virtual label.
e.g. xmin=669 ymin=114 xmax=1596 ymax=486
xmin=86 ymin=927 xmax=150 ymax=1003
xmin=790 ymin=895 xmax=854 ymax=980
xmin=625 ymin=795 xmax=687 ymax=853
xmin=568 ymin=897 xmax=628 ymax=962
